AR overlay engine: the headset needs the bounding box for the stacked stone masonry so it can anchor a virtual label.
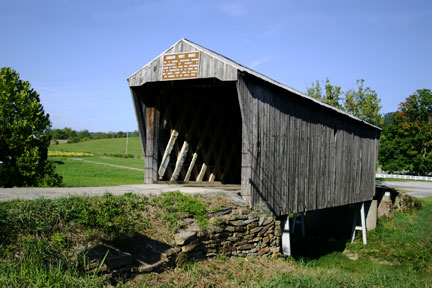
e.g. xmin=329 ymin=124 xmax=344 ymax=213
xmin=174 ymin=207 xmax=281 ymax=260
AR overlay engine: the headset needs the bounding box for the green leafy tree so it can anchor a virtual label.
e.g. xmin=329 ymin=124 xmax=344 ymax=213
xmin=307 ymin=78 xmax=343 ymax=109
xmin=344 ymin=79 xmax=383 ymax=126
xmin=382 ymin=112 xmax=394 ymax=127
xmin=307 ymin=78 xmax=382 ymax=126
xmin=379 ymin=89 xmax=432 ymax=175
xmin=0 ymin=67 xmax=62 ymax=187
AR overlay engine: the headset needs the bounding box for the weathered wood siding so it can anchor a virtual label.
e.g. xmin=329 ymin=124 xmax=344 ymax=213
xmin=130 ymin=84 xmax=162 ymax=183
xmin=128 ymin=41 xmax=237 ymax=87
xmin=237 ymin=72 xmax=380 ymax=215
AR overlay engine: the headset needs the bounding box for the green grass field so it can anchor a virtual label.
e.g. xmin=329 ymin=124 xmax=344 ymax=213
xmin=48 ymin=137 xmax=145 ymax=187
xmin=81 ymin=156 xmax=144 ymax=169
xmin=49 ymin=137 xmax=143 ymax=157
xmin=49 ymin=157 xmax=144 ymax=186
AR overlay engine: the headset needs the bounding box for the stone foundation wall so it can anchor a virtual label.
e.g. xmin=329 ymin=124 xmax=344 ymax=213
xmin=174 ymin=207 xmax=281 ymax=260
xmin=375 ymin=186 xmax=422 ymax=218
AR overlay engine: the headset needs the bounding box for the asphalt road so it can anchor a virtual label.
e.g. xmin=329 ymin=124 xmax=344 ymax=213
xmin=379 ymin=181 xmax=432 ymax=198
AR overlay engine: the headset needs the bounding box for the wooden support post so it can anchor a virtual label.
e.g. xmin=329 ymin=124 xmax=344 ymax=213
xmin=144 ymin=105 xmax=159 ymax=184
xmin=196 ymin=163 xmax=208 ymax=182
xmin=170 ymin=141 xmax=189 ymax=181
xmin=351 ymin=202 xmax=367 ymax=245
xmin=158 ymin=129 xmax=179 ymax=179
xmin=157 ymin=99 xmax=189 ymax=180
xmin=281 ymin=215 xmax=292 ymax=257
xmin=184 ymin=152 xmax=198 ymax=181
xmin=172 ymin=104 xmax=201 ymax=181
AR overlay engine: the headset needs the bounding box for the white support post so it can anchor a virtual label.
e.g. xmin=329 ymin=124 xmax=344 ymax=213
xmin=351 ymin=202 xmax=367 ymax=245
xmin=360 ymin=202 xmax=367 ymax=244
xmin=281 ymin=215 xmax=291 ymax=257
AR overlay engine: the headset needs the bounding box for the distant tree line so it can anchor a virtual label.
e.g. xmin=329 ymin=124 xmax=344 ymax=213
xmin=46 ymin=128 xmax=140 ymax=143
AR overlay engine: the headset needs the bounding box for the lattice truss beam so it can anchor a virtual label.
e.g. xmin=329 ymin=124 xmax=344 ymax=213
xmin=156 ymin=84 xmax=241 ymax=183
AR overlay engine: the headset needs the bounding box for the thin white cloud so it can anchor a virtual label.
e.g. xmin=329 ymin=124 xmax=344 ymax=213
xmin=249 ymin=56 xmax=271 ymax=69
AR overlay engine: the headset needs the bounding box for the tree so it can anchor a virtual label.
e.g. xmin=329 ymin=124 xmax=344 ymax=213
xmin=307 ymin=78 xmax=343 ymax=109
xmin=379 ymin=89 xmax=432 ymax=175
xmin=344 ymin=79 xmax=383 ymax=126
xmin=307 ymin=78 xmax=383 ymax=126
xmin=0 ymin=67 xmax=62 ymax=187
xmin=382 ymin=112 xmax=394 ymax=127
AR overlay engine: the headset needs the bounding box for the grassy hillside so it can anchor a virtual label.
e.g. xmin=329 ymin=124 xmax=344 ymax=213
xmin=0 ymin=193 xmax=430 ymax=287
xmin=0 ymin=192 xmax=212 ymax=287
xmin=50 ymin=137 xmax=143 ymax=157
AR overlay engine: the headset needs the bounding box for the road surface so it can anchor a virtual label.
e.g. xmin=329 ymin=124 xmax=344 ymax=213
xmin=0 ymin=184 xmax=245 ymax=205
xmin=379 ymin=181 xmax=432 ymax=198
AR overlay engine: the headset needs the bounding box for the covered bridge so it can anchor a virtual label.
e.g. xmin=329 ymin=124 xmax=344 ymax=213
xmin=127 ymin=38 xmax=381 ymax=218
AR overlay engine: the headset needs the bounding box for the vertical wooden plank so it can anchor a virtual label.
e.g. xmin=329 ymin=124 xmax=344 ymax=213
xmin=144 ymin=101 xmax=160 ymax=184
xmin=289 ymin=107 xmax=295 ymax=213
xmin=236 ymin=75 xmax=252 ymax=203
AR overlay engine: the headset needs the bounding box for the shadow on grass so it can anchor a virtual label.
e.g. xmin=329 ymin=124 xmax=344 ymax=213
xmin=84 ymin=232 xmax=173 ymax=273
xmin=112 ymin=232 xmax=172 ymax=265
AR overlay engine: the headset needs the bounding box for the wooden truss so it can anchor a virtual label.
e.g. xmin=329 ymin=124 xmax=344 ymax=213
xmin=155 ymin=84 xmax=241 ymax=183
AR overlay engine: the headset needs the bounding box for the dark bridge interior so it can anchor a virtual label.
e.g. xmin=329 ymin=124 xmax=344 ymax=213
xmin=150 ymin=79 xmax=241 ymax=184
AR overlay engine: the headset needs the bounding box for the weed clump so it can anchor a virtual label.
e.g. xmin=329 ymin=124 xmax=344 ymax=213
xmin=153 ymin=191 xmax=208 ymax=230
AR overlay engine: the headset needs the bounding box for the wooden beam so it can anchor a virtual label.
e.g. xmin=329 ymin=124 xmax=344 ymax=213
xmin=157 ymin=98 xmax=189 ymax=180
xmin=170 ymin=141 xmax=189 ymax=181
xmin=172 ymin=100 xmax=203 ymax=181
xmin=158 ymin=129 xmax=179 ymax=179
xmin=184 ymin=152 xmax=198 ymax=181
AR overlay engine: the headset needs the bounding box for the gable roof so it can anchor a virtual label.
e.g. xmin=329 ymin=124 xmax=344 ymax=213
xmin=128 ymin=38 xmax=381 ymax=131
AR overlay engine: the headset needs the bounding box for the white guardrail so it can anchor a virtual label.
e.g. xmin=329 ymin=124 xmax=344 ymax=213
xmin=376 ymin=173 xmax=432 ymax=181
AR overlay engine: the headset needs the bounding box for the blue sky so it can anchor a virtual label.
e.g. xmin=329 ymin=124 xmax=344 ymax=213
xmin=1 ymin=0 xmax=431 ymax=132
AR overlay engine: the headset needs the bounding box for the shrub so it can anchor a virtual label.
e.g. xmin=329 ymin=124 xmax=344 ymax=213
xmin=0 ymin=67 xmax=62 ymax=187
